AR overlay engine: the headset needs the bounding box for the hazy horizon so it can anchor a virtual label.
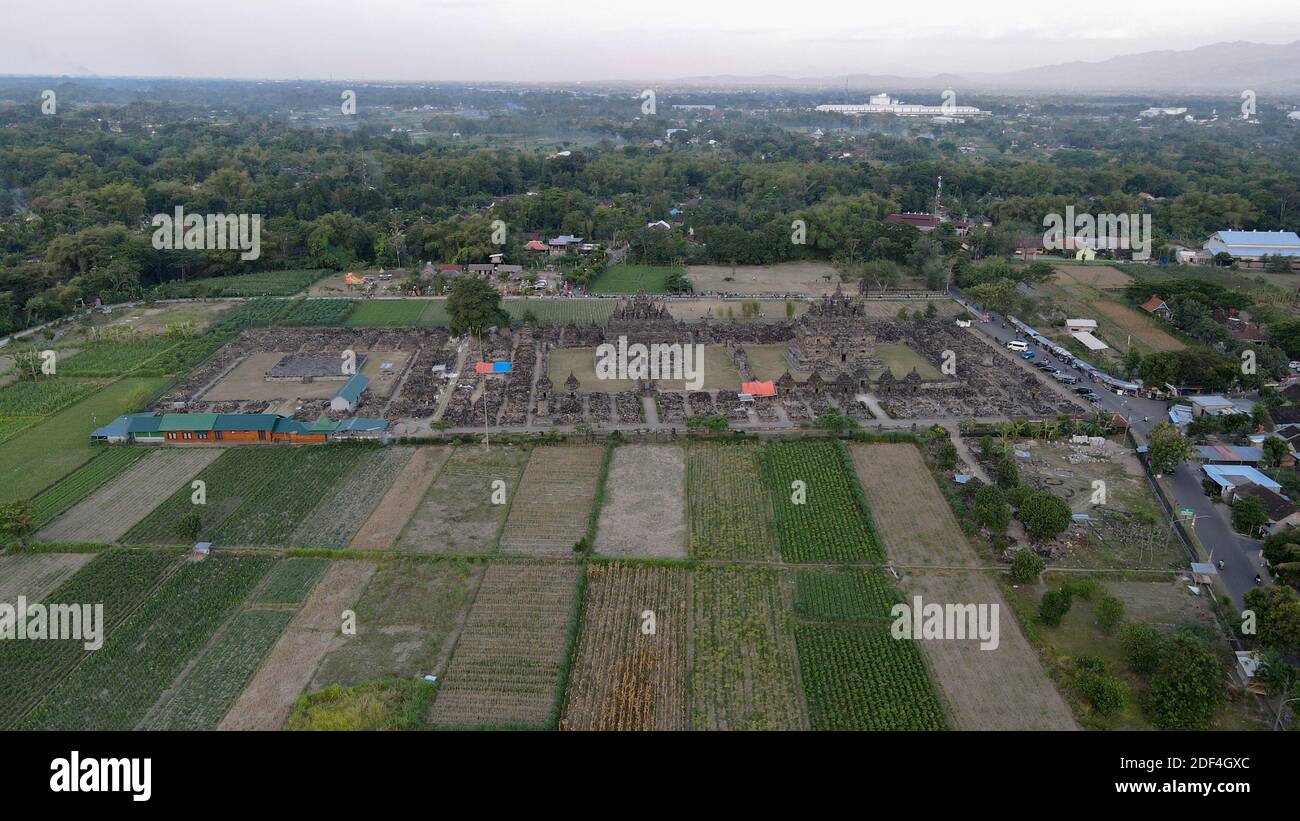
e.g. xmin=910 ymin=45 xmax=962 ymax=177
xmin=4 ymin=0 xmax=1300 ymax=83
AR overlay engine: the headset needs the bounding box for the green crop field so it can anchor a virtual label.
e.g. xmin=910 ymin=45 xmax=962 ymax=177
xmin=149 ymin=269 xmax=329 ymax=298
xmin=345 ymin=300 xmax=427 ymax=326
xmin=282 ymin=299 xmax=356 ymax=326
xmin=0 ymin=376 xmax=170 ymax=504
xmin=794 ymin=622 xmax=946 ymax=731
xmin=58 ymin=338 xmax=181 ymax=377
xmin=686 ymin=442 xmax=778 ymax=560
xmin=588 ymin=265 xmax=682 ymax=294
xmin=142 ymin=608 xmax=296 ymax=730
xmin=503 ymin=300 xmax=615 ymax=325
xmin=0 ymin=549 xmax=180 ymax=729
xmin=124 ymin=447 xmax=287 ymax=543
xmin=0 ymin=415 xmax=38 ymax=444
xmin=211 ymin=445 xmax=368 ymax=546
xmin=0 ymin=380 xmax=99 ymax=416
xmin=761 ymin=440 xmax=882 ymax=563
xmin=793 ymin=567 xmax=901 ymax=621
xmin=21 ymin=553 xmax=274 ymax=731
xmin=248 ymin=557 xmax=330 ymax=605
xmin=27 ymin=447 xmax=150 ymax=529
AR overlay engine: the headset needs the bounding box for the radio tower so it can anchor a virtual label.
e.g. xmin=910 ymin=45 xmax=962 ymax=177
xmin=934 ymin=176 xmax=943 ymax=220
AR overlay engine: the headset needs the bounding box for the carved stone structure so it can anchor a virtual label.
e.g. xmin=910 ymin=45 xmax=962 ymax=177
xmin=785 ymin=285 xmax=881 ymax=375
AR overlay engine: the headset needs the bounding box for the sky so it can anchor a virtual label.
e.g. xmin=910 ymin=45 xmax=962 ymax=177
xmin=3 ymin=0 xmax=1300 ymax=82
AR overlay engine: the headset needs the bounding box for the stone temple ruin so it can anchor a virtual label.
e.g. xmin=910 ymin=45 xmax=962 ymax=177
xmin=785 ymin=285 xmax=882 ymax=376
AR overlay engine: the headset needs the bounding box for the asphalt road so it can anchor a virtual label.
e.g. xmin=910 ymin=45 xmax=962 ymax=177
xmin=968 ymin=304 xmax=1265 ymax=609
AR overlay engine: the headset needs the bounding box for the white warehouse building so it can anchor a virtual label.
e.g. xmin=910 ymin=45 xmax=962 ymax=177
xmin=816 ymin=92 xmax=986 ymax=117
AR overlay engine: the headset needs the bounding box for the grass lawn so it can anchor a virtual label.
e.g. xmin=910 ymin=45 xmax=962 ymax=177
xmin=874 ymin=343 xmax=942 ymax=380
xmin=0 ymin=376 xmax=171 ymax=503
xmin=345 ymin=300 xmax=427 ymax=326
xmin=588 ymin=265 xmax=682 ymax=294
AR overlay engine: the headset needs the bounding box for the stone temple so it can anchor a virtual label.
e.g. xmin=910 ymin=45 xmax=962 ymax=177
xmin=785 ymin=285 xmax=880 ymax=375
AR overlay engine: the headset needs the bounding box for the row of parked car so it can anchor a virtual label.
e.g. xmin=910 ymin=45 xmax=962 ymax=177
xmin=1006 ymin=339 xmax=1101 ymax=403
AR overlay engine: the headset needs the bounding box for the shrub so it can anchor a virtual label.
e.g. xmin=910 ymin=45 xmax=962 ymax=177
xmin=1076 ymin=668 xmax=1127 ymax=716
xmin=1142 ymin=635 xmax=1226 ymax=730
xmin=996 ymin=457 xmax=1019 ymax=489
xmin=1060 ymin=576 xmax=1099 ymax=601
xmin=1095 ymin=594 xmax=1125 ymax=634
xmin=936 ymin=441 xmax=958 ymax=470
xmin=1019 ymin=491 xmax=1072 ymax=541
xmin=973 ymin=485 xmax=1009 ymax=532
xmin=1118 ymin=622 xmax=1162 ymax=674
xmin=1009 ymin=548 xmax=1044 ymax=583
xmin=1038 ymin=588 xmax=1073 ymax=626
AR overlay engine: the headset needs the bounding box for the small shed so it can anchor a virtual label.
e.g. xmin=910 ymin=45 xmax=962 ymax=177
xmin=330 ymin=373 xmax=369 ymax=413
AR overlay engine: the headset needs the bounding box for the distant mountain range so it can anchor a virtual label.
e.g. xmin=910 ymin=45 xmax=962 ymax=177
xmin=676 ymin=40 xmax=1300 ymax=96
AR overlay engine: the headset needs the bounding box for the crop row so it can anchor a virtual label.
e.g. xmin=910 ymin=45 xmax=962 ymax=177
xmin=248 ymin=557 xmax=330 ymax=605
xmin=0 ymin=379 xmax=99 ymax=417
xmin=27 ymin=448 xmax=150 ymax=529
xmin=761 ymin=440 xmax=882 ymax=563
xmin=0 ymin=549 xmax=180 ymax=729
xmin=21 ymin=553 xmax=275 ymax=730
xmin=58 ymin=338 xmax=182 ymax=377
xmin=686 ymin=443 xmax=779 ymax=560
xmin=793 ymin=567 xmax=901 ymax=622
xmin=149 ymin=269 xmax=327 ymax=298
xmin=281 ymin=299 xmax=356 ymax=326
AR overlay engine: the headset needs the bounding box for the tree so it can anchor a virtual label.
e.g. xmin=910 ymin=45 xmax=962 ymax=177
xmin=1095 ymin=594 xmax=1125 ymax=634
xmin=1074 ymin=657 xmax=1128 ymax=716
xmin=1242 ymin=586 xmax=1300 ymax=655
xmin=974 ymin=485 xmax=1010 ymax=532
xmin=1263 ymin=436 xmax=1288 ymax=468
xmin=1142 ymin=634 xmax=1226 ymax=730
xmin=175 ymin=511 xmax=203 ymax=542
xmin=996 ymin=457 xmax=1019 ymax=489
xmin=1146 ymin=421 xmax=1193 ymax=476
xmin=1009 ymin=548 xmax=1044 ymax=583
xmin=1230 ymin=494 xmax=1268 ymax=537
xmin=1039 ymin=588 xmax=1073 ymax=626
xmin=935 ymin=441 xmax=957 ymax=470
xmin=447 ymin=277 xmax=509 ymax=340
xmin=1019 ymin=491 xmax=1071 ymax=541
xmin=0 ymin=501 xmax=32 ymax=540
xmin=1119 ymin=623 xmax=1163 ymax=675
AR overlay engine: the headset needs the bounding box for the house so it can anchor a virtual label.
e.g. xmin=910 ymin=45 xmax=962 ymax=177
xmin=1203 ymin=230 xmax=1300 ymax=269
xmin=1202 ymin=464 xmax=1282 ymax=496
xmin=332 ymin=417 xmax=390 ymax=439
xmin=1194 ymin=444 xmax=1265 ymax=465
xmin=1014 ymin=235 xmax=1044 ymax=259
xmin=1188 ymin=394 xmax=1240 ymax=417
xmin=1227 ymin=482 xmax=1300 ymax=532
xmin=94 ymin=412 xmax=385 ymax=445
xmin=1065 ymin=318 xmax=1097 ymax=333
xmin=330 ymin=373 xmax=369 ymax=413
xmin=1140 ymin=295 xmax=1172 ymax=319
xmin=438 ymin=263 xmax=464 ymax=276
xmin=90 ymin=412 xmax=164 ymax=444
xmin=1270 ymin=405 xmax=1300 ymax=426
xmin=646 ymin=220 xmax=672 ymax=231
xmin=884 ymin=213 xmax=940 ymax=232
xmin=524 ymin=240 xmax=548 ymax=253
xmin=547 ymin=235 xmax=583 ymax=256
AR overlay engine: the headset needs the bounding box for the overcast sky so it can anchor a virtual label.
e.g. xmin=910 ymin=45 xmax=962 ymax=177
xmin=4 ymin=0 xmax=1300 ymax=82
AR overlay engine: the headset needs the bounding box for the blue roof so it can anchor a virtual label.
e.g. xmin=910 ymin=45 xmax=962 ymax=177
xmin=272 ymin=417 xmax=312 ymax=435
xmin=1203 ymin=464 xmax=1281 ymax=490
xmin=91 ymin=414 xmax=131 ymax=438
xmin=125 ymin=413 xmax=163 ymax=434
xmin=333 ymin=373 xmax=369 ymax=404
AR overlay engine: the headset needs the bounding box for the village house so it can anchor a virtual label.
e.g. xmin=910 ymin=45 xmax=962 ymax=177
xmin=91 ymin=412 xmax=387 ymax=445
xmin=1140 ymin=295 xmax=1172 ymax=320
xmin=1227 ymin=482 xmax=1300 ymax=533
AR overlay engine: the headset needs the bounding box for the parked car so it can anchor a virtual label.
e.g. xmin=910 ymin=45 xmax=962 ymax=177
xmin=1054 ymin=373 xmax=1080 ymax=385
xmin=1021 ymin=351 xmax=1036 ymax=360
xmin=1006 ymin=340 xmax=1029 ymax=352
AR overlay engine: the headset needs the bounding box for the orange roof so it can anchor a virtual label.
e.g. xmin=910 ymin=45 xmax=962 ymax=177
xmin=742 ymin=381 xmax=776 ymax=397
xmin=524 ymin=240 xmax=548 ymax=251
xmin=344 ymin=272 xmax=364 ymax=285
xmin=1140 ymin=295 xmax=1167 ymax=312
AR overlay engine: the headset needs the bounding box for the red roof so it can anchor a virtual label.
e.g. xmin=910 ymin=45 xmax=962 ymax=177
xmin=524 ymin=240 xmax=548 ymax=251
xmin=1140 ymin=295 xmax=1168 ymax=312
xmin=741 ymin=381 xmax=777 ymax=397
xmin=438 ymin=264 xmax=462 ymax=272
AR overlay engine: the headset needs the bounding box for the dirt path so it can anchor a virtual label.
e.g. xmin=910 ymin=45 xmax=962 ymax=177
xmin=349 ymin=446 xmax=451 ymax=549
xmin=218 ymin=560 xmax=376 ymax=731
xmin=849 ymin=442 xmax=1077 ymax=730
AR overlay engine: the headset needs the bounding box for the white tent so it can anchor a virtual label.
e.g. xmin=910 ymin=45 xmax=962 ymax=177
xmin=1071 ymin=331 xmax=1109 ymax=351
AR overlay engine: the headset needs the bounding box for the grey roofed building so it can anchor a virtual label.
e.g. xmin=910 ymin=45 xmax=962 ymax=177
xmin=1204 ymin=230 xmax=1300 ymax=259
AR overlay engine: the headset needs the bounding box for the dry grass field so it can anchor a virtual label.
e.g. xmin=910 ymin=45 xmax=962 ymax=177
xmin=203 ymin=350 xmax=411 ymax=402
xmin=848 ymin=442 xmax=1077 ymax=730
xmin=396 ymin=445 xmax=529 ymax=554
xmin=687 ymin=262 xmax=843 ymax=295
xmin=1090 ymin=300 xmax=1184 ymax=353
xmin=0 ymin=554 xmax=94 ymax=601
xmin=561 ymin=564 xmax=688 ymax=730
xmin=429 ymin=562 xmax=579 ymax=727
xmin=349 ymin=446 xmax=451 ymax=549
xmin=666 ymin=299 xmax=808 ymax=322
xmin=35 ymin=449 xmax=223 ymax=544
xmin=594 ymin=444 xmax=687 ymax=558
xmin=218 ymin=560 xmax=376 ymax=730
xmin=546 ymin=346 xmax=740 ymax=393
xmin=1052 ymin=264 xmax=1133 ymax=289
xmin=499 ymin=446 xmax=604 ymax=557
xmin=291 ymin=446 xmax=416 ymax=549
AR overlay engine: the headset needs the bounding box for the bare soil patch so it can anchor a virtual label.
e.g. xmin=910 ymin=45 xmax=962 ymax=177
xmin=35 ymin=449 xmax=223 ymax=544
xmin=218 ymin=559 xmax=375 ymax=730
xmin=292 ymin=446 xmax=415 ymax=549
xmin=203 ymin=350 xmax=411 ymax=402
xmin=0 ymin=554 xmax=94 ymax=601
xmin=396 ymin=445 xmax=528 ymax=554
xmin=1090 ymin=300 xmax=1184 ymax=353
xmin=687 ymin=262 xmax=843 ymax=295
xmin=349 ymin=447 xmax=450 ymax=550
xmin=594 ymin=445 xmax=686 ymax=558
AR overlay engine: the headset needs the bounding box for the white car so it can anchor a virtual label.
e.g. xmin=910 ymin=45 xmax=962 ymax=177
xmin=1290 ymin=361 xmax=1300 ymax=372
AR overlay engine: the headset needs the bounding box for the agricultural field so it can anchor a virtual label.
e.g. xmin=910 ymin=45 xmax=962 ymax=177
xmin=57 ymin=337 xmax=181 ymax=377
xmin=0 ymin=379 xmax=100 ymax=417
xmin=210 ymin=445 xmax=370 ymax=546
xmin=848 ymin=442 xmax=1077 ymax=730
xmin=35 ymin=449 xmax=223 ymax=544
xmin=281 ymin=299 xmax=356 ymax=326
xmin=689 ymin=565 xmax=805 ymax=730
xmin=124 ymin=447 xmax=287 ymax=543
xmin=26 ymin=447 xmax=149 ymax=529
xmin=503 ymin=299 xmax=616 ymax=326
xmin=0 ymin=553 xmax=94 ymax=602
xmin=310 ymin=558 xmax=478 ymax=689
xmin=287 ymin=678 xmax=436 ymax=730
xmin=562 ymin=564 xmax=688 ymax=731
xmin=687 ymin=261 xmax=843 ymax=295
xmin=588 ymin=265 xmax=683 ymax=294
xmin=142 ymin=608 xmax=296 ymax=730
xmin=762 ymin=440 xmax=881 ymax=563
xmin=291 ymin=446 xmax=416 ymax=549
xmin=546 ymin=345 xmax=740 ymax=393
xmin=0 ymin=376 xmax=170 ymax=504
xmin=396 ymin=444 xmax=528 ymax=554
xmin=0 ymin=415 xmax=38 ymax=443
xmin=792 ymin=567 xmax=901 ymax=622
xmin=350 ymin=446 xmax=451 ymax=549
xmin=84 ymin=301 xmax=238 ymax=337
xmin=0 ymin=549 xmax=181 ymax=729
xmin=345 ymin=299 xmax=427 ymax=327
xmin=594 ymin=444 xmax=686 ymax=558
xmin=220 ymin=560 xmax=377 ymax=730
xmin=499 ymin=445 xmax=604 ymax=557
xmin=1053 ymin=264 xmax=1133 ymax=289
xmin=149 ymin=269 xmax=329 ymax=298
xmin=249 ymin=557 xmax=331 ymax=605
xmin=686 ymin=442 xmax=778 ymax=560
xmin=793 ymin=622 xmax=946 ymax=730
xmin=429 ymin=562 xmax=579 ymax=728
xmin=21 ymin=552 xmax=272 ymax=730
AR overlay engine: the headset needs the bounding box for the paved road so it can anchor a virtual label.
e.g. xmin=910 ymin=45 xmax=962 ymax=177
xmin=967 ymin=302 xmax=1265 ymax=608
